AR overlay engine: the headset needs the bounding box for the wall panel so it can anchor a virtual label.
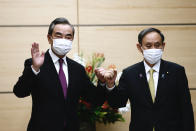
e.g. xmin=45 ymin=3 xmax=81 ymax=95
xmin=0 ymin=94 xmax=31 ymax=131
xmin=79 ymin=0 xmax=196 ymax=24
xmin=79 ymin=26 xmax=196 ymax=88
xmin=0 ymin=0 xmax=77 ymax=25
xmin=0 ymin=27 xmax=78 ymax=92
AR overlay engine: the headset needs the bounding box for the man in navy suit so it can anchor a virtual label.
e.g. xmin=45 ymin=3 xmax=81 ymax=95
xmin=13 ymin=17 xmax=107 ymax=131
xmin=105 ymin=28 xmax=195 ymax=131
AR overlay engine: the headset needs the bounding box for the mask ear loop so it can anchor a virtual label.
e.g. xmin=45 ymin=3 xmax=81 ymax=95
xmin=48 ymin=35 xmax=53 ymax=43
xmin=141 ymin=47 xmax=145 ymax=54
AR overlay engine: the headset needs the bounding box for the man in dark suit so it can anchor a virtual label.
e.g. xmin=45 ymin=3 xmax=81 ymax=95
xmin=13 ymin=17 xmax=106 ymax=131
xmin=105 ymin=28 xmax=195 ymax=131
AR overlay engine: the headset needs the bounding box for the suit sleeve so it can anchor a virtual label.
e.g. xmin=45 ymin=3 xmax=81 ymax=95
xmin=107 ymin=70 xmax=129 ymax=108
xmin=177 ymin=67 xmax=195 ymax=131
xmin=13 ymin=59 xmax=37 ymax=98
xmin=80 ymin=67 xmax=107 ymax=106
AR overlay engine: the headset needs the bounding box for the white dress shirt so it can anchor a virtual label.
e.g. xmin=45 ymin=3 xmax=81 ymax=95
xmin=107 ymin=60 xmax=161 ymax=94
xmin=31 ymin=49 xmax=69 ymax=86
xmin=144 ymin=60 xmax=161 ymax=96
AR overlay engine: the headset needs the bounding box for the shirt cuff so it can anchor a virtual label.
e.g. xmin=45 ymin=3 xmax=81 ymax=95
xmin=106 ymin=85 xmax=115 ymax=91
xmin=31 ymin=65 xmax=40 ymax=75
xmin=99 ymin=82 xmax=106 ymax=87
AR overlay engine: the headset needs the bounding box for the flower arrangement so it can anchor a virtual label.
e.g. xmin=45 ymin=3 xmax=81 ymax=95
xmin=74 ymin=53 xmax=125 ymax=126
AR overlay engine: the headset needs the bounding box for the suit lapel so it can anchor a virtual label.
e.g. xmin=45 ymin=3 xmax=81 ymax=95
xmin=137 ymin=60 xmax=169 ymax=104
xmin=66 ymin=57 xmax=74 ymax=90
xmin=41 ymin=51 xmax=64 ymax=99
xmin=66 ymin=57 xmax=79 ymax=100
xmin=155 ymin=59 xmax=168 ymax=103
xmin=137 ymin=61 xmax=154 ymax=104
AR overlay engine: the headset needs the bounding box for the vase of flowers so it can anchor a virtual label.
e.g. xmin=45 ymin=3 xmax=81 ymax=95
xmin=74 ymin=53 xmax=125 ymax=131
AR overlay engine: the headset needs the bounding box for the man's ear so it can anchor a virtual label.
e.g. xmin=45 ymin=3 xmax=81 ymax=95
xmin=47 ymin=35 xmax=52 ymax=45
xmin=162 ymin=42 xmax=166 ymax=51
xmin=136 ymin=43 xmax=143 ymax=54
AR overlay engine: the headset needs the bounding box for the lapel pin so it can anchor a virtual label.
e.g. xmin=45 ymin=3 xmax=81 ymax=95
xmin=161 ymin=74 xmax=165 ymax=79
xmin=139 ymin=73 xmax=143 ymax=78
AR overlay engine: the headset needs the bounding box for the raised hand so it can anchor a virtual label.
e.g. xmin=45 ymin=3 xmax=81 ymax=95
xmin=31 ymin=42 xmax=45 ymax=72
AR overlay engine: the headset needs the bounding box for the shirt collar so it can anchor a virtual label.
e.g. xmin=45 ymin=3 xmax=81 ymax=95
xmin=144 ymin=60 xmax=161 ymax=74
xmin=49 ymin=48 xmax=67 ymax=65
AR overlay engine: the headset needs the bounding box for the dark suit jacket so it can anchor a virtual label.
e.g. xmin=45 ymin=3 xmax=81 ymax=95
xmin=108 ymin=60 xmax=194 ymax=131
xmin=13 ymin=51 xmax=106 ymax=131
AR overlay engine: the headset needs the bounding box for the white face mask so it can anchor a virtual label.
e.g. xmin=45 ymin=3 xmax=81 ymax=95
xmin=52 ymin=39 xmax=72 ymax=56
xmin=143 ymin=49 xmax=163 ymax=64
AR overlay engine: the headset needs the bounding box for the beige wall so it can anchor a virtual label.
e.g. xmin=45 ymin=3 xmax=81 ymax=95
xmin=0 ymin=0 xmax=196 ymax=130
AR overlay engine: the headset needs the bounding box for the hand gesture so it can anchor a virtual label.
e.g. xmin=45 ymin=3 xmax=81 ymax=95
xmin=104 ymin=69 xmax=117 ymax=88
xmin=31 ymin=42 xmax=45 ymax=72
xmin=95 ymin=67 xmax=117 ymax=88
xmin=95 ymin=67 xmax=106 ymax=83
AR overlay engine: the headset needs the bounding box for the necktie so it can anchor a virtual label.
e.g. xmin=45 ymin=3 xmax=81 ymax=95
xmin=149 ymin=69 xmax=156 ymax=131
xmin=59 ymin=58 xmax=67 ymax=99
xmin=149 ymin=69 xmax=155 ymax=102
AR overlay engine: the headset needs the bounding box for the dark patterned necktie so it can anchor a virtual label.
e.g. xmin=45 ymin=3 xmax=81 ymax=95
xmin=59 ymin=58 xmax=67 ymax=99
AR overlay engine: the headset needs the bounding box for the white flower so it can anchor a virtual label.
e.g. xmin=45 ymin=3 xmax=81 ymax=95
xmin=118 ymin=103 xmax=130 ymax=114
xmin=73 ymin=53 xmax=86 ymax=67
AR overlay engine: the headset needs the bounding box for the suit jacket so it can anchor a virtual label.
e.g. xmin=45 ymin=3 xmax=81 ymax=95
xmin=108 ymin=59 xmax=194 ymax=131
xmin=13 ymin=51 xmax=106 ymax=131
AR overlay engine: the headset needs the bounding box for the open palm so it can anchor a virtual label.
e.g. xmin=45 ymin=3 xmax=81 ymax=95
xmin=31 ymin=42 xmax=45 ymax=71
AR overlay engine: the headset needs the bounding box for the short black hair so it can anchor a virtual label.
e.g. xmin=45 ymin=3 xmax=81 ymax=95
xmin=138 ymin=27 xmax=164 ymax=45
xmin=48 ymin=17 xmax=75 ymax=37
